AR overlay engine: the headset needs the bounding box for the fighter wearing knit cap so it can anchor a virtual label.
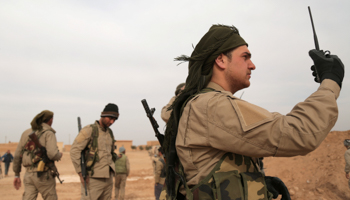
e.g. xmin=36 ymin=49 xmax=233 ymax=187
xmin=70 ymin=103 xmax=119 ymax=200
xmin=13 ymin=110 xmax=62 ymax=200
xmin=162 ymin=24 xmax=344 ymax=200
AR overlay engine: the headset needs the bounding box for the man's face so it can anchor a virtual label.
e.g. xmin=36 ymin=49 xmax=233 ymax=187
xmin=224 ymin=45 xmax=255 ymax=93
xmin=101 ymin=116 xmax=116 ymax=128
xmin=47 ymin=117 xmax=53 ymax=126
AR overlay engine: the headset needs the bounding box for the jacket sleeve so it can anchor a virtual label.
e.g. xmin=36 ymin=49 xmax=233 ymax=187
xmin=70 ymin=126 xmax=92 ymax=174
xmin=204 ymin=79 xmax=340 ymax=157
xmin=161 ymin=96 xmax=176 ymax=123
xmin=45 ymin=131 xmax=61 ymax=161
xmin=13 ymin=131 xmax=27 ymax=176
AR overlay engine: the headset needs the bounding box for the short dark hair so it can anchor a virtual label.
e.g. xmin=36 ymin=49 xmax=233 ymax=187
xmin=222 ymin=48 xmax=236 ymax=60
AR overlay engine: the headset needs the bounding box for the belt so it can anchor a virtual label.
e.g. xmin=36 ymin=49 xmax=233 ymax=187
xmin=25 ymin=167 xmax=48 ymax=173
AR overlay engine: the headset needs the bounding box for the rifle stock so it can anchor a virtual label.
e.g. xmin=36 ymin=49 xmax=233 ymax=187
xmin=78 ymin=117 xmax=88 ymax=196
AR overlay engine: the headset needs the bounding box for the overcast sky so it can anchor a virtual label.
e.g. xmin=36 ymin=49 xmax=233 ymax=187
xmin=1 ymin=0 xmax=349 ymax=146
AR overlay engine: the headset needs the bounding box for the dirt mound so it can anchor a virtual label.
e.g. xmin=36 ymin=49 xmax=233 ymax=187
xmin=264 ymin=130 xmax=350 ymax=200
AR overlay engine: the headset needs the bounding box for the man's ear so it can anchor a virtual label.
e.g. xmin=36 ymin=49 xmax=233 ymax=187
xmin=214 ymin=53 xmax=226 ymax=70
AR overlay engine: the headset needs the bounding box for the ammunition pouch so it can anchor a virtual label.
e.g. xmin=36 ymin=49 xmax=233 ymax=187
xmin=84 ymin=147 xmax=98 ymax=170
xmin=170 ymin=153 xmax=272 ymax=200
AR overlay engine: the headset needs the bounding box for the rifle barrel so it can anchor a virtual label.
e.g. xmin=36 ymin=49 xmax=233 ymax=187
xmin=78 ymin=116 xmax=88 ymax=196
xmin=78 ymin=117 xmax=82 ymax=132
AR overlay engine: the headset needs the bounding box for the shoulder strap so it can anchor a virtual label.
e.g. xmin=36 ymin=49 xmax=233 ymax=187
xmin=84 ymin=124 xmax=100 ymax=175
xmin=90 ymin=124 xmax=99 ymax=150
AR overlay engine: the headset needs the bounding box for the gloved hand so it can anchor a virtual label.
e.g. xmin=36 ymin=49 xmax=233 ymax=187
xmin=309 ymin=49 xmax=344 ymax=88
xmin=265 ymin=176 xmax=291 ymax=200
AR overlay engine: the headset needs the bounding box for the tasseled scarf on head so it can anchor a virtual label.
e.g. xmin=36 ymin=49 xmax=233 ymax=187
xmin=163 ymin=24 xmax=248 ymax=155
xmin=30 ymin=110 xmax=54 ymax=131
xmin=163 ymin=25 xmax=248 ymax=196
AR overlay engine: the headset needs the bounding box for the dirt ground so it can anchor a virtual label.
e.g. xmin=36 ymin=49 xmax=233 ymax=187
xmin=1 ymin=130 xmax=350 ymax=200
xmin=264 ymin=130 xmax=350 ymax=200
xmin=0 ymin=150 xmax=155 ymax=200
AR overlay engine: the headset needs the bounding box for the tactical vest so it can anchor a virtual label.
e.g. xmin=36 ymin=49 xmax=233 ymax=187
xmin=84 ymin=124 xmax=117 ymax=175
xmin=115 ymin=154 xmax=127 ymax=174
xmin=167 ymin=88 xmax=272 ymax=200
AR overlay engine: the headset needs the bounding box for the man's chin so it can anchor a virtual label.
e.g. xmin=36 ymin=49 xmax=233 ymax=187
xmin=244 ymin=81 xmax=251 ymax=88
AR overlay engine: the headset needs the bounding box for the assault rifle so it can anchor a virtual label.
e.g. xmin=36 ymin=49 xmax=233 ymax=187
xmin=141 ymin=99 xmax=164 ymax=148
xmin=28 ymin=132 xmax=63 ymax=184
xmin=78 ymin=117 xmax=88 ymax=196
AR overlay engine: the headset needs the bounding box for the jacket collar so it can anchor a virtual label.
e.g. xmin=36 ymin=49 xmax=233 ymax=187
xmin=207 ymin=82 xmax=235 ymax=97
xmin=41 ymin=123 xmax=56 ymax=134
xmin=95 ymin=120 xmax=107 ymax=132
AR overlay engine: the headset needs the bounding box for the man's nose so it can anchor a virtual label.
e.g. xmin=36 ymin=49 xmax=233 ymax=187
xmin=249 ymin=60 xmax=256 ymax=70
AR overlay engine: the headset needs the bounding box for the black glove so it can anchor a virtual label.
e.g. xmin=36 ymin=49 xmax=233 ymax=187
xmin=265 ymin=176 xmax=291 ymax=200
xmin=309 ymin=49 xmax=344 ymax=88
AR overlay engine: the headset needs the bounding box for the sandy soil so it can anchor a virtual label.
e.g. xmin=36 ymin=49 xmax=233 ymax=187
xmin=0 ymin=151 xmax=155 ymax=200
xmin=1 ymin=130 xmax=350 ymax=200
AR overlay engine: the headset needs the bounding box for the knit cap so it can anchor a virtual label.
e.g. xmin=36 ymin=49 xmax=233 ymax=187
xmin=101 ymin=103 xmax=119 ymax=119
